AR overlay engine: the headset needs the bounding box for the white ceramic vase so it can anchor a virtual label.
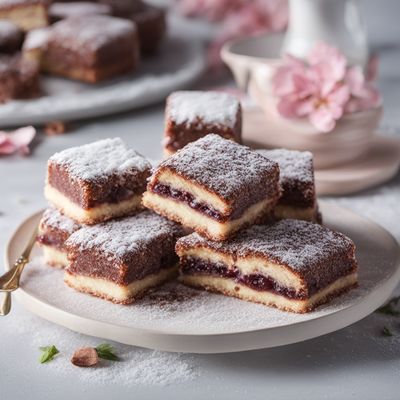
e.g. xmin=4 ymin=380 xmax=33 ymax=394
xmin=282 ymin=0 xmax=368 ymax=66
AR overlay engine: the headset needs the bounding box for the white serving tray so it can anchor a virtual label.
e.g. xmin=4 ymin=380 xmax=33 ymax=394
xmin=0 ymin=33 xmax=205 ymax=127
xmin=5 ymin=202 xmax=400 ymax=353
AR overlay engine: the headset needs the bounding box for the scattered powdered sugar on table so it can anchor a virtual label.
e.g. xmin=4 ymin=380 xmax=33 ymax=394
xmin=49 ymin=137 xmax=150 ymax=181
xmin=6 ymin=309 xmax=200 ymax=386
xmin=168 ymin=91 xmax=240 ymax=128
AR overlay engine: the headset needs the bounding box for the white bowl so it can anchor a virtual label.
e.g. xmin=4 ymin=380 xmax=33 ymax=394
xmin=222 ymin=34 xmax=383 ymax=169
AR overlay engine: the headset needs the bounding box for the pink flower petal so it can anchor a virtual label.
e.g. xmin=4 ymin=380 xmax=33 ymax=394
xmin=0 ymin=126 xmax=36 ymax=156
xmin=309 ymin=107 xmax=337 ymax=132
xmin=327 ymin=84 xmax=351 ymax=107
xmin=345 ymin=65 xmax=365 ymax=95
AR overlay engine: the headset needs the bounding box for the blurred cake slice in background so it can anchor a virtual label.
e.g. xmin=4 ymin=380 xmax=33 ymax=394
xmin=0 ymin=0 xmax=49 ymax=32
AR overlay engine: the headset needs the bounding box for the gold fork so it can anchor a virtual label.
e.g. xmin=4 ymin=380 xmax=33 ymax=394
xmin=0 ymin=226 xmax=38 ymax=316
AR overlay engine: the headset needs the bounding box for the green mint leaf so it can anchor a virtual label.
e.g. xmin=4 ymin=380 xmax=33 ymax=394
xmin=95 ymin=343 xmax=120 ymax=361
xmin=39 ymin=345 xmax=59 ymax=364
xmin=376 ymin=296 xmax=400 ymax=316
xmin=382 ymin=326 xmax=393 ymax=337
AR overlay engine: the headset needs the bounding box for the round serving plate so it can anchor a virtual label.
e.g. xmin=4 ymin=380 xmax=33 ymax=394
xmin=0 ymin=33 xmax=206 ymax=128
xmin=5 ymin=202 xmax=400 ymax=353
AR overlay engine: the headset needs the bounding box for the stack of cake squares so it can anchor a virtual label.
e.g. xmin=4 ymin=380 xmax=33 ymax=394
xmin=38 ymin=90 xmax=358 ymax=313
xmin=38 ymin=137 xmax=185 ymax=304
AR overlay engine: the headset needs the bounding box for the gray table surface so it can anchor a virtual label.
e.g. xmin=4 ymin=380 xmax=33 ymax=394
xmin=1 ymin=2 xmax=400 ymax=399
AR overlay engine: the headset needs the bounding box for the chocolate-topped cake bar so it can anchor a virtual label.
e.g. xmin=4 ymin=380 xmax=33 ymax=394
xmin=0 ymin=21 xmax=23 ymax=54
xmin=176 ymin=220 xmax=358 ymax=313
xmin=143 ymin=134 xmax=280 ymax=241
xmin=45 ymin=138 xmax=151 ymax=225
xmin=49 ymin=2 xmax=112 ymax=23
xmin=64 ymin=211 xmax=184 ymax=304
xmin=42 ymin=15 xmax=139 ymax=83
xmin=0 ymin=54 xmax=40 ymax=103
xmin=37 ymin=207 xmax=80 ymax=268
xmin=0 ymin=0 xmax=49 ymax=32
xmin=258 ymin=149 xmax=320 ymax=222
xmin=163 ymin=91 xmax=242 ymax=156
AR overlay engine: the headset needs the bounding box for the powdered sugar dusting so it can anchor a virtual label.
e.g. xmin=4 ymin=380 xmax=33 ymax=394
xmin=168 ymin=91 xmax=240 ymax=128
xmin=0 ymin=20 xmax=20 ymax=40
xmin=40 ymin=207 xmax=80 ymax=234
xmin=158 ymin=134 xmax=279 ymax=201
xmin=258 ymin=149 xmax=314 ymax=184
xmin=66 ymin=211 xmax=182 ymax=258
xmin=49 ymin=137 xmax=151 ymax=181
xmin=22 ymin=27 xmax=50 ymax=51
xmin=50 ymin=2 xmax=112 ymax=19
xmin=178 ymin=219 xmax=355 ymax=273
xmin=50 ymin=15 xmax=135 ymax=53
xmin=5 ymin=307 xmax=200 ymax=386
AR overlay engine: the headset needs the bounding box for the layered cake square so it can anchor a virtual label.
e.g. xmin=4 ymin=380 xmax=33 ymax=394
xmin=37 ymin=207 xmax=80 ymax=268
xmin=0 ymin=54 xmax=40 ymax=103
xmin=143 ymin=134 xmax=280 ymax=241
xmin=0 ymin=0 xmax=49 ymax=32
xmin=0 ymin=21 xmax=23 ymax=54
xmin=163 ymin=91 xmax=242 ymax=156
xmin=42 ymin=15 xmax=139 ymax=83
xmin=45 ymin=138 xmax=151 ymax=225
xmin=258 ymin=149 xmax=320 ymax=222
xmin=49 ymin=2 xmax=112 ymax=23
xmin=64 ymin=211 xmax=184 ymax=304
xmin=176 ymin=219 xmax=358 ymax=313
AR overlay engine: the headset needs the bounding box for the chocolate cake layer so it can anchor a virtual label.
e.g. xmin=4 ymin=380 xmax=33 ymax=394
xmin=65 ymin=211 xmax=184 ymax=286
xmin=0 ymin=54 xmax=40 ymax=103
xmin=177 ymin=219 xmax=358 ymax=301
xmin=164 ymin=91 xmax=242 ymax=155
xmin=98 ymin=0 xmax=144 ymax=17
xmin=130 ymin=3 xmax=166 ymax=55
xmin=46 ymin=138 xmax=151 ymax=210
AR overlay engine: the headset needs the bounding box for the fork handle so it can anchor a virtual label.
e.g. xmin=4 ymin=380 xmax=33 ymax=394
xmin=0 ymin=292 xmax=11 ymax=316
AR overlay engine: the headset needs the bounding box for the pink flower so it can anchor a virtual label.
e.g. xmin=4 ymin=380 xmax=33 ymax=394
xmin=272 ymin=42 xmax=381 ymax=132
xmin=0 ymin=126 xmax=36 ymax=156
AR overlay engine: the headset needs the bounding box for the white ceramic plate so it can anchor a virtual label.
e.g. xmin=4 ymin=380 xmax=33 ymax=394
xmin=5 ymin=202 xmax=400 ymax=353
xmin=0 ymin=33 xmax=205 ymax=127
